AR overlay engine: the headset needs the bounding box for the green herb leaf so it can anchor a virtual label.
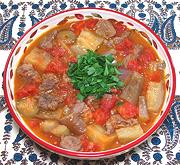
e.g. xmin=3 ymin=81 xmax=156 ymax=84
xmin=68 ymin=50 xmax=124 ymax=100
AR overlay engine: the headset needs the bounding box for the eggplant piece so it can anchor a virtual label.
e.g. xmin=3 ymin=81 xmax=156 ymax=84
xmin=24 ymin=47 xmax=52 ymax=71
xmin=35 ymin=108 xmax=63 ymax=120
xmin=116 ymin=124 xmax=144 ymax=144
xmin=139 ymin=96 xmax=149 ymax=121
xmin=146 ymin=81 xmax=164 ymax=112
xmin=59 ymin=113 xmax=86 ymax=135
xmin=50 ymin=125 xmax=70 ymax=137
xmin=120 ymin=71 xmax=144 ymax=105
xmin=76 ymin=29 xmax=104 ymax=51
xmin=16 ymin=97 xmax=39 ymax=117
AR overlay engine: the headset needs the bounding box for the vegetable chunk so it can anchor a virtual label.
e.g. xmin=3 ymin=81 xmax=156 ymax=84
xmin=120 ymin=71 xmax=144 ymax=105
xmin=86 ymin=124 xmax=117 ymax=150
xmin=116 ymin=124 xmax=144 ymax=144
xmin=16 ymin=97 xmax=39 ymax=117
xmin=24 ymin=47 xmax=52 ymax=71
xmin=76 ymin=29 xmax=103 ymax=51
xmin=146 ymin=81 xmax=164 ymax=112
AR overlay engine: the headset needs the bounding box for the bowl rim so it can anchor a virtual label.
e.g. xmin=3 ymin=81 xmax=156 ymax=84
xmin=3 ymin=8 xmax=176 ymax=159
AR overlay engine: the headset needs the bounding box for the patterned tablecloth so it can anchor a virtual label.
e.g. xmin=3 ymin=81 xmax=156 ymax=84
xmin=0 ymin=0 xmax=180 ymax=164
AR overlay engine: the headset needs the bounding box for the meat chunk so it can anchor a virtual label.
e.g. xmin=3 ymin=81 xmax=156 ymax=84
xmin=17 ymin=64 xmax=41 ymax=83
xmin=35 ymin=108 xmax=63 ymax=120
xmin=72 ymin=101 xmax=88 ymax=113
xmin=59 ymin=113 xmax=86 ymax=135
xmin=122 ymin=44 xmax=143 ymax=67
xmin=146 ymin=81 xmax=164 ymax=112
xmin=113 ymin=31 xmax=131 ymax=44
xmin=95 ymin=19 xmax=116 ymax=39
xmin=39 ymin=30 xmax=58 ymax=49
xmin=120 ymin=71 xmax=144 ymax=105
xmin=60 ymin=135 xmax=82 ymax=151
xmin=39 ymin=73 xmax=59 ymax=92
xmin=105 ymin=114 xmax=138 ymax=134
xmin=38 ymin=93 xmax=60 ymax=111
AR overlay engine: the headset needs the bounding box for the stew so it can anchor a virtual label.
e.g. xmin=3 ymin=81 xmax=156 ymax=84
xmin=14 ymin=18 xmax=166 ymax=152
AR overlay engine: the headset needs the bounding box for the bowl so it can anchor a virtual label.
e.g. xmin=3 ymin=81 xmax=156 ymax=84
xmin=3 ymin=8 xmax=176 ymax=159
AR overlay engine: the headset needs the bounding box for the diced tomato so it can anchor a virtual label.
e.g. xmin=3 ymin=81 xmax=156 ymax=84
xmin=92 ymin=109 xmax=110 ymax=125
xmin=117 ymin=101 xmax=138 ymax=119
xmin=71 ymin=21 xmax=85 ymax=35
xmin=139 ymin=48 xmax=157 ymax=64
xmin=127 ymin=59 xmax=143 ymax=73
xmin=68 ymin=55 xmax=77 ymax=63
xmin=115 ymin=38 xmax=133 ymax=52
xmin=85 ymin=19 xmax=98 ymax=29
xmin=46 ymin=46 xmax=67 ymax=58
xmin=113 ymin=22 xmax=127 ymax=35
xmin=147 ymin=70 xmax=162 ymax=82
xmin=100 ymin=95 xmax=117 ymax=111
xmin=29 ymin=118 xmax=42 ymax=128
xmin=64 ymin=92 xmax=77 ymax=107
xmin=16 ymin=84 xmax=39 ymax=99
xmin=81 ymin=135 xmax=100 ymax=152
xmin=111 ymin=88 xmax=121 ymax=94
xmin=45 ymin=58 xmax=67 ymax=74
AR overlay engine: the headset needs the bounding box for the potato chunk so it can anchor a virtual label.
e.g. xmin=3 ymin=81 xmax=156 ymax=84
xmin=51 ymin=125 xmax=70 ymax=137
xmin=86 ymin=124 xmax=117 ymax=150
xmin=41 ymin=120 xmax=59 ymax=132
xmin=146 ymin=81 xmax=164 ymax=112
xmin=116 ymin=124 xmax=144 ymax=144
xmin=24 ymin=47 xmax=51 ymax=71
xmin=16 ymin=97 xmax=39 ymax=117
xmin=76 ymin=29 xmax=103 ymax=51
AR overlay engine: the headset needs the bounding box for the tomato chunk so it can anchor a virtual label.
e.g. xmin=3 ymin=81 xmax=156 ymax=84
xmin=45 ymin=58 xmax=67 ymax=74
xmin=16 ymin=84 xmax=39 ymax=99
xmin=117 ymin=101 xmax=138 ymax=119
xmin=115 ymin=38 xmax=133 ymax=52
xmin=85 ymin=19 xmax=98 ymax=29
xmin=71 ymin=21 xmax=85 ymax=35
xmin=46 ymin=46 xmax=67 ymax=58
xmin=100 ymin=94 xmax=117 ymax=111
xmin=92 ymin=109 xmax=110 ymax=125
xmin=29 ymin=118 xmax=42 ymax=128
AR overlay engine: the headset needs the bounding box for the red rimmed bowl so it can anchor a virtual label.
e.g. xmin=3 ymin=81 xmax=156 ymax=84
xmin=3 ymin=8 xmax=176 ymax=159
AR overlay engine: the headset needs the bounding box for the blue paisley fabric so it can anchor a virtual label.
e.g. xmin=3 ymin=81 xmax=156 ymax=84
xmin=0 ymin=0 xmax=179 ymax=164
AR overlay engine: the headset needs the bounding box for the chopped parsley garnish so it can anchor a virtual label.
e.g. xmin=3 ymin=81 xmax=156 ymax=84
xmin=68 ymin=50 xmax=124 ymax=100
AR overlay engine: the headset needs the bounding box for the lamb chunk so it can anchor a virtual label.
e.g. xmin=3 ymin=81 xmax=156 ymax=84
xmin=17 ymin=64 xmax=41 ymax=83
xmin=39 ymin=73 xmax=59 ymax=92
xmin=38 ymin=93 xmax=60 ymax=111
xmin=95 ymin=19 xmax=116 ymax=39
xmin=59 ymin=113 xmax=86 ymax=135
xmin=39 ymin=30 xmax=58 ymax=49
xmin=72 ymin=101 xmax=88 ymax=113
xmin=105 ymin=114 xmax=138 ymax=135
xmin=60 ymin=135 xmax=82 ymax=151
xmin=120 ymin=71 xmax=144 ymax=105
xmin=113 ymin=31 xmax=131 ymax=44
xmin=122 ymin=44 xmax=143 ymax=67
